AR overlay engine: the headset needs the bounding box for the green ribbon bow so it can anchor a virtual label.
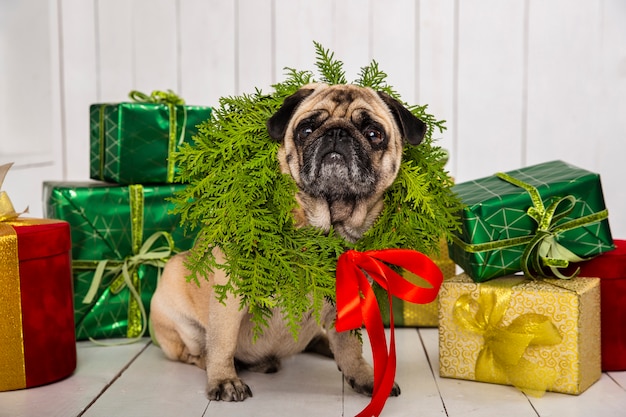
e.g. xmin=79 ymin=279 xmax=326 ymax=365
xmin=128 ymin=89 xmax=188 ymax=182
xmin=74 ymin=185 xmax=176 ymax=342
xmin=453 ymin=279 xmax=563 ymax=396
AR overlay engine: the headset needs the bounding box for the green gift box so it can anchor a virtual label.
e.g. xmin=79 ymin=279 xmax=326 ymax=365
xmin=43 ymin=181 xmax=196 ymax=340
xmin=448 ymin=160 xmax=614 ymax=282
xmin=90 ymin=90 xmax=212 ymax=185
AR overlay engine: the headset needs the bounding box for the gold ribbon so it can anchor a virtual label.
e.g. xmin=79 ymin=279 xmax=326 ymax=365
xmin=0 ymin=162 xmax=28 ymax=389
xmin=452 ymin=171 xmax=608 ymax=279
xmin=453 ymin=279 xmax=563 ymax=396
xmin=73 ymin=185 xmax=175 ymax=342
xmin=128 ymin=90 xmax=187 ymax=183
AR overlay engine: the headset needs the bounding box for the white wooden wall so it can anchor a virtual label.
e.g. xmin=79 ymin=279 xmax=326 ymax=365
xmin=2 ymin=0 xmax=626 ymax=238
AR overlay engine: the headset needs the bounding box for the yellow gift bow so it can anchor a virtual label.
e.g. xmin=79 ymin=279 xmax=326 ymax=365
xmin=73 ymin=184 xmax=176 ymax=343
xmin=453 ymin=279 xmax=563 ymax=397
xmin=128 ymin=89 xmax=188 ymax=183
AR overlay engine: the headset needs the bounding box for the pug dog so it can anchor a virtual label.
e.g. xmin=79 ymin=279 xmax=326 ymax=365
xmin=150 ymin=83 xmax=426 ymax=402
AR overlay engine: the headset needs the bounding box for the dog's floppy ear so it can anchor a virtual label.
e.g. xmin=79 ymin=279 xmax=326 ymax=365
xmin=377 ymin=92 xmax=427 ymax=146
xmin=267 ymin=88 xmax=315 ymax=141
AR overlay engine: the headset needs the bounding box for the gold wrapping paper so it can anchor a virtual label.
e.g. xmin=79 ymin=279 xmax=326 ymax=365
xmin=438 ymin=273 xmax=601 ymax=395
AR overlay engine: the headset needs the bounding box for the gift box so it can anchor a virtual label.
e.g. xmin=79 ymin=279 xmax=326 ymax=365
xmin=574 ymin=239 xmax=626 ymax=371
xmin=384 ymin=238 xmax=456 ymax=327
xmin=449 ymin=160 xmax=614 ymax=282
xmin=90 ymin=90 xmax=212 ymax=184
xmin=438 ymin=273 xmax=601 ymax=395
xmin=43 ymin=181 xmax=196 ymax=340
xmin=1 ymin=218 xmax=75 ymax=391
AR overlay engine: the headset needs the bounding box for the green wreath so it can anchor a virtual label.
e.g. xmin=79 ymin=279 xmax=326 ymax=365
xmin=171 ymin=42 xmax=463 ymax=337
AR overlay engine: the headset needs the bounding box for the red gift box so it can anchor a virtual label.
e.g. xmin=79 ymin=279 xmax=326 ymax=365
xmin=0 ymin=218 xmax=76 ymax=391
xmin=577 ymin=239 xmax=626 ymax=371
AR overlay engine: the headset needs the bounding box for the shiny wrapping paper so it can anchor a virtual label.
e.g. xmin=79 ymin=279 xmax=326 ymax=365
xmin=438 ymin=273 xmax=601 ymax=395
xmin=384 ymin=238 xmax=456 ymax=327
xmin=43 ymin=181 xmax=196 ymax=340
xmin=0 ymin=219 xmax=75 ymax=391
xmin=448 ymin=160 xmax=614 ymax=282
xmin=574 ymin=239 xmax=626 ymax=371
xmin=89 ymin=100 xmax=211 ymax=184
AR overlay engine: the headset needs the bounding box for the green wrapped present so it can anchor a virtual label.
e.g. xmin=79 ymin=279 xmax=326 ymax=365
xmin=43 ymin=181 xmax=196 ymax=340
xmin=90 ymin=90 xmax=212 ymax=185
xmin=448 ymin=160 xmax=614 ymax=282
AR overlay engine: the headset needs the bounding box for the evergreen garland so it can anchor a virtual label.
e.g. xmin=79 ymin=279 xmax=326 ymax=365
xmin=171 ymin=42 xmax=462 ymax=338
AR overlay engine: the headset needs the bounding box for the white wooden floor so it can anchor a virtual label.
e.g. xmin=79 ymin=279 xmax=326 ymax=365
xmin=1 ymin=329 xmax=625 ymax=417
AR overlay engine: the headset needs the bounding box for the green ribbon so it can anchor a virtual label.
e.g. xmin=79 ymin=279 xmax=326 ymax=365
xmin=74 ymin=184 xmax=176 ymax=342
xmin=128 ymin=90 xmax=188 ymax=183
xmin=452 ymin=172 xmax=609 ymax=279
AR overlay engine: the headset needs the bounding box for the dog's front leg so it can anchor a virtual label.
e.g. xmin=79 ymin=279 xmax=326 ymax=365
xmin=204 ymin=291 xmax=252 ymax=401
xmin=322 ymin=303 xmax=401 ymax=397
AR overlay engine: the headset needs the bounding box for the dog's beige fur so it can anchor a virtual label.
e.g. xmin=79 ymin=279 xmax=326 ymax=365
xmin=150 ymin=84 xmax=426 ymax=401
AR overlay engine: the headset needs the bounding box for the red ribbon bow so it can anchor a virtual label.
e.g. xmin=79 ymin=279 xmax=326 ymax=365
xmin=336 ymin=249 xmax=444 ymax=417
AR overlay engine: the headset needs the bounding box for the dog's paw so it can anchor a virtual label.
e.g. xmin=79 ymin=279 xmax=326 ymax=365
xmin=206 ymin=378 xmax=253 ymax=402
xmin=345 ymin=375 xmax=401 ymax=397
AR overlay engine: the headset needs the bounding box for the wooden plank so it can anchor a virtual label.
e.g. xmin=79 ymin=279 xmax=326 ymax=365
xmin=178 ymin=0 xmax=236 ymax=106
xmin=329 ymin=0 xmax=370 ymax=82
xmin=420 ymin=328 xmax=539 ymax=417
xmin=82 ymin=343 xmax=210 ymax=417
xmin=344 ymin=329 xmax=447 ymax=417
xmin=206 ymin=351 xmax=344 ymax=416
xmin=0 ymin=340 xmax=150 ymax=417
xmin=454 ymin=0 xmax=526 ymax=183
xmin=527 ymin=374 xmax=626 ymax=417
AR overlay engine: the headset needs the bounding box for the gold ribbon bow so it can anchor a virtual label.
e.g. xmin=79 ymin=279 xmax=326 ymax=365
xmin=129 ymin=90 xmax=188 ymax=182
xmin=0 ymin=163 xmax=28 ymax=221
xmin=453 ymin=279 xmax=563 ymax=396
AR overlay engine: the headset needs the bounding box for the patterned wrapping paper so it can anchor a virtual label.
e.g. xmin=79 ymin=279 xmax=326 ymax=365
xmin=438 ymin=273 xmax=601 ymax=395
xmin=89 ymin=97 xmax=211 ymax=185
xmin=384 ymin=238 xmax=456 ymax=327
xmin=448 ymin=160 xmax=614 ymax=282
xmin=43 ymin=181 xmax=196 ymax=340
xmin=0 ymin=219 xmax=75 ymax=391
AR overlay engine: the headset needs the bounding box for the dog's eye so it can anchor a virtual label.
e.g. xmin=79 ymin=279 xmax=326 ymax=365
xmin=296 ymin=125 xmax=314 ymax=141
xmin=363 ymin=128 xmax=384 ymax=145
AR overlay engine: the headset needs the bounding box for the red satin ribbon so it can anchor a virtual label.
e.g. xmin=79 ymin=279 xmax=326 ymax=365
xmin=336 ymin=249 xmax=443 ymax=417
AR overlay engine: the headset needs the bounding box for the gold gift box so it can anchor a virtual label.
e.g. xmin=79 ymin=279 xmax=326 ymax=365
xmin=438 ymin=273 xmax=601 ymax=395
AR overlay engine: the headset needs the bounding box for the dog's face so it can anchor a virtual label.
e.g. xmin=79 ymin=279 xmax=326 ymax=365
xmin=267 ymin=83 xmax=426 ymax=241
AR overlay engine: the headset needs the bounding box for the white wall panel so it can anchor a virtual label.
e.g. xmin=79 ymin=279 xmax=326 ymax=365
xmin=330 ymin=0 xmax=371 ymax=82
xmin=417 ymin=0 xmax=457 ymax=175
xmin=274 ymin=0 xmax=334 ymax=80
xmin=58 ymin=0 xmax=98 ymax=180
xmin=237 ymin=0 xmax=274 ymax=95
xmin=455 ymin=0 xmax=526 ymax=182
xmin=131 ymin=0 xmax=179 ymax=93
xmin=370 ymin=0 xmax=417 ymax=105
xmin=179 ymin=0 xmax=233 ymax=106
xmin=97 ymin=0 xmax=133 ymax=102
